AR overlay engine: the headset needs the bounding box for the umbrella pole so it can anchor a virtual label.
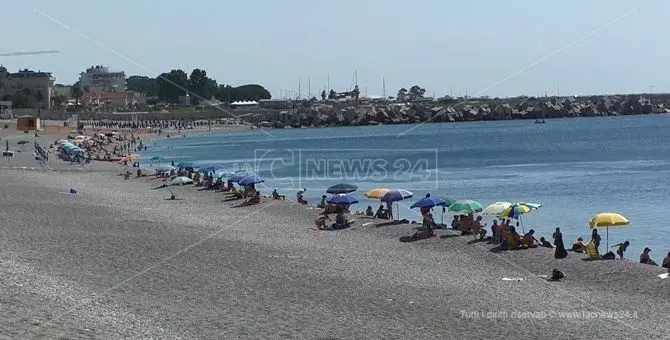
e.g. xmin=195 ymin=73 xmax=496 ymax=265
xmin=606 ymin=227 xmax=609 ymax=249
xmin=520 ymin=216 xmax=525 ymax=234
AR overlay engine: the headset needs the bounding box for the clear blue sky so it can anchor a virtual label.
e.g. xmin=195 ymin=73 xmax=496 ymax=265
xmin=1 ymin=0 xmax=667 ymax=98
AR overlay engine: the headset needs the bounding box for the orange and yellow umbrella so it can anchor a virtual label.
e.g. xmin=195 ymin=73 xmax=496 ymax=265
xmin=364 ymin=188 xmax=389 ymax=199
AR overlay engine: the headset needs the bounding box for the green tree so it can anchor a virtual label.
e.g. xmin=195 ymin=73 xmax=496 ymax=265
xmin=188 ymin=69 xmax=218 ymax=104
xmin=71 ymin=83 xmax=83 ymax=109
xmin=126 ymin=75 xmax=157 ymax=96
xmin=156 ymin=69 xmax=188 ymax=103
xmin=10 ymin=93 xmax=32 ymax=108
xmin=409 ymin=85 xmax=426 ymax=100
xmin=321 ymin=90 xmax=326 ymax=101
xmin=328 ymin=89 xmax=337 ymax=100
xmin=397 ymin=88 xmax=408 ymax=101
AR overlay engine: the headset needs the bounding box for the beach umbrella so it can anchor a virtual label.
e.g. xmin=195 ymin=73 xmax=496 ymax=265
xmin=380 ymin=189 xmax=413 ymax=220
xmin=364 ymin=188 xmax=389 ymax=199
xmin=198 ymin=164 xmax=226 ymax=173
xmin=482 ymin=202 xmax=512 ymax=216
xmin=588 ymin=212 xmax=630 ymax=248
xmin=176 ymin=161 xmax=197 ymax=168
xmin=448 ymin=200 xmax=483 ymax=213
xmin=326 ymin=183 xmax=358 ymax=194
xmin=150 ymin=155 xmax=164 ymax=162
xmin=229 ymin=172 xmax=255 ymax=183
xmin=410 ymin=196 xmax=448 ymax=209
xmin=171 ymin=176 xmax=194 ymax=186
xmin=327 ymin=193 xmax=359 ymax=205
xmin=214 ymin=170 xmax=235 ymax=179
xmin=380 ymin=189 xmax=413 ymax=203
xmin=410 ymin=196 xmax=450 ymax=223
xmin=499 ymin=202 xmax=542 ymax=219
xmin=499 ymin=202 xmax=542 ymax=233
xmin=238 ymin=175 xmax=264 ymax=186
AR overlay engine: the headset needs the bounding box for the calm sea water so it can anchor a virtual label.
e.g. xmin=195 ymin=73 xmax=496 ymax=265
xmin=141 ymin=115 xmax=670 ymax=257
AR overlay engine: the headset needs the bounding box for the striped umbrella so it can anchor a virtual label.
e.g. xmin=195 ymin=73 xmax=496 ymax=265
xmin=448 ymin=200 xmax=483 ymax=213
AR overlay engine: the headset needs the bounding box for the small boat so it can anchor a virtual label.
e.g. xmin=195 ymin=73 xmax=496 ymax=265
xmin=534 ymin=119 xmax=546 ymax=124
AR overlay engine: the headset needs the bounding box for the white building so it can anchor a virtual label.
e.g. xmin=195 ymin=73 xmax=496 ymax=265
xmin=79 ymin=65 xmax=126 ymax=93
xmin=0 ymin=66 xmax=56 ymax=109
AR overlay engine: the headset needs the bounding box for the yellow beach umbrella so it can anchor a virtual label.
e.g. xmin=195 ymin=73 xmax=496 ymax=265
xmin=588 ymin=212 xmax=630 ymax=248
xmin=364 ymin=188 xmax=389 ymax=199
xmin=482 ymin=201 xmax=512 ymax=215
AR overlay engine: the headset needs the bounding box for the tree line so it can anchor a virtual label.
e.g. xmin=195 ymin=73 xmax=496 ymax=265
xmin=124 ymin=69 xmax=271 ymax=104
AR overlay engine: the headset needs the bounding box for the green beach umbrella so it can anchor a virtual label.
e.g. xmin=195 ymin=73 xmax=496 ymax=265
xmin=448 ymin=200 xmax=483 ymax=213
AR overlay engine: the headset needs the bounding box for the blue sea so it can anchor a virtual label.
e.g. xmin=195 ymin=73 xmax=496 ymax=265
xmin=141 ymin=115 xmax=670 ymax=257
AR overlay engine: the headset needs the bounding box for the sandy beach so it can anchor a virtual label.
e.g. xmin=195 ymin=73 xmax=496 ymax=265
xmin=0 ymin=127 xmax=668 ymax=339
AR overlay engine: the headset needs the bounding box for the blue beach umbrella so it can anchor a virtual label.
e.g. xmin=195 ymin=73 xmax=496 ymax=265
xmin=380 ymin=189 xmax=413 ymax=203
xmin=327 ymin=193 xmax=359 ymax=205
xmin=199 ymin=164 xmax=226 ymax=173
xmin=326 ymin=183 xmax=358 ymax=194
xmin=410 ymin=196 xmax=447 ymax=209
xmin=238 ymin=175 xmax=265 ymax=186
xmin=230 ymin=172 xmax=255 ymax=183
xmin=380 ymin=189 xmax=413 ymax=220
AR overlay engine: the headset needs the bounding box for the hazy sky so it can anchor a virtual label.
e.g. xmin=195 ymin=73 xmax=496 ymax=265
xmin=1 ymin=1 xmax=667 ymax=98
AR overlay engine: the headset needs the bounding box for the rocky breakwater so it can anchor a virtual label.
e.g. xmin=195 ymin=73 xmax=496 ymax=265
xmin=248 ymin=94 xmax=670 ymax=128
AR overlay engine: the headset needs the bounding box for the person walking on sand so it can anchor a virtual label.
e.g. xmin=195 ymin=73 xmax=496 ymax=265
xmin=591 ymin=229 xmax=602 ymax=254
xmin=553 ymin=227 xmax=568 ymax=259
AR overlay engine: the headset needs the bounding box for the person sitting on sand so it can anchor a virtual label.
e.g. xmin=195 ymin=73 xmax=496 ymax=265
xmin=315 ymin=214 xmax=330 ymax=230
xmin=469 ymin=216 xmax=487 ymax=240
xmin=450 ymin=215 xmax=459 ymax=229
xmin=272 ymin=189 xmax=285 ymax=200
xmin=374 ymin=205 xmax=387 ymax=219
xmin=296 ymin=190 xmax=308 ymax=205
xmin=502 ymin=226 xmax=521 ymax=250
xmin=539 ymin=237 xmax=553 ymax=248
xmin=611 ymin=241 xmax=630 ymax=260
xmin=662 ymin=252 xmax=670 ymax=270
xmin=245 ymin=191 xmax=261 ymax=205
xmin=639 ymin=247 xmax=658 ymax=266
xmin=571 ymin=237 xmax=586 ymax=253
xmin=522 ymin=229 xmax=539 ymax=248
xmin=317 ymin=195 xmax=327 ymax=208
xmin=332 ymin=212 xmax=349 ymax=230
xmin=365 ymin=205 xmax=374 ymax=217
xmin=490 ymin=219 xmax=500 ymax=243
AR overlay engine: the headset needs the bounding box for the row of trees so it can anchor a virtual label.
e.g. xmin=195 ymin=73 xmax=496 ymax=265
xmin=126 ymin=69 xmax=271 ymax=104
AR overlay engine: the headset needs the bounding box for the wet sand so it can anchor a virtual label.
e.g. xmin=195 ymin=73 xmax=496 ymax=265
xmin=0 ymin=140 xmax=668 ymax=339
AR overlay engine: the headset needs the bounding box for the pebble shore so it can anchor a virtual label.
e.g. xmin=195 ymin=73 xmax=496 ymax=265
xmin=0 ymin=130 xmax=668 ymax=339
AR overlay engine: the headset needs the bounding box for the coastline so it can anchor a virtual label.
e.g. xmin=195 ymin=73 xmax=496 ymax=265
xmin=0 ymin=146 xmax=667 ymax=338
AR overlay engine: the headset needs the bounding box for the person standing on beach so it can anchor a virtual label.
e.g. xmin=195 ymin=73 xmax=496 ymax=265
xmin=611 ymin=241 xmax=630 ymax=260
xmin=591 ymin=229 xmax=601 ymax=254
xmin=553 ymin=227 xmax=568 ymax=259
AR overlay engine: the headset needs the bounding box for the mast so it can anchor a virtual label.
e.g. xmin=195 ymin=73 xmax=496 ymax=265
xmin=298 ymin=78 xmax=301 ymax=100
xmin=382 ymin=76 xmax=386 ymax=98
xmin=308 ymin=78 xmax=311 ymax=99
